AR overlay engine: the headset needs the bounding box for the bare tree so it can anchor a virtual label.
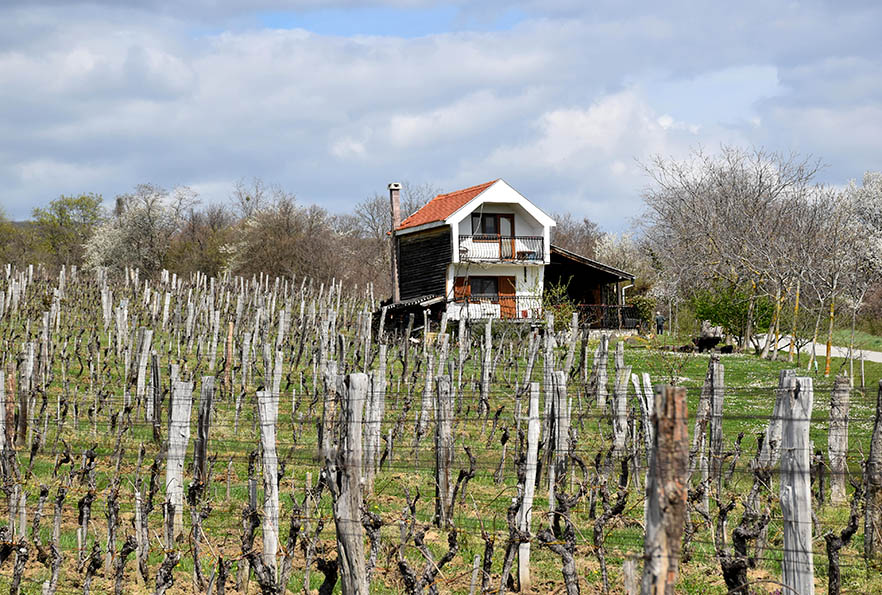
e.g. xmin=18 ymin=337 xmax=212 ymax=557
xmin=642 ymin=145 xmax=823 ymax=348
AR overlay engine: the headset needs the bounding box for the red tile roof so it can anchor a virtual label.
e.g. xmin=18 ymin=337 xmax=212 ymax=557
xmin=396 ymin=179 xmax=498 ymax=231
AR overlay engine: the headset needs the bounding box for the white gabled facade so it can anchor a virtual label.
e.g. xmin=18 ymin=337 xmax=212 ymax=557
xmin=440 ymin=180 xmax=555 ymax=320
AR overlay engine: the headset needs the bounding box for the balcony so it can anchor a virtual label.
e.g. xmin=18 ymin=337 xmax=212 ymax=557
xmin=448 ymin=295 xmax=543 ymax=320
xmin=447 ymin=299 xmax=641 ymax=327
xmin=458 ymin=235 xmax=544 ymax=263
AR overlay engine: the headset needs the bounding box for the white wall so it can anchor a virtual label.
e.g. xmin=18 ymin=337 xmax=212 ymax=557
xmin=455 ymin=203 xmax=544 ymax=237
xmin=444 ymin=262 xmax=545 ymax=320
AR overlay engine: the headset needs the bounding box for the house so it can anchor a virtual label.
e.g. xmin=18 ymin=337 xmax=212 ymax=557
xmin=386 ymin=179 xmax=636 ymax=326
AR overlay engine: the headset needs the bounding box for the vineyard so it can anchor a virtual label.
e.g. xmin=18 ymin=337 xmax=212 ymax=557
xmin=0 ymin=264 xmax=880 ymax=594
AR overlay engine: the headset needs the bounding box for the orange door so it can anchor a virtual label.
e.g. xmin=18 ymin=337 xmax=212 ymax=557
xmin=499 ymin=276 xmax=516 ymax=319
xmin=453 ymin=277 xmax=471 ymax=301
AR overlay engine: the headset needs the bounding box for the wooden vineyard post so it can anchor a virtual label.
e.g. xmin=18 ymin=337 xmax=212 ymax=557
xmin=828 ymin=375 xmax=850 ymax=505
xmin=563 ymin=311 xmax=579 ymax=374
xmin=325 ymin=373 xmax=368 ymax=595
xmin=518 ymin=381 xmax=540 ymax=591
xmin=613 ymin=362 xmax=631 ymax=458
xmin=149 ymin=351 xmax=161 ymax=441
xmin=594 ymin=334 xmax=609 ymax=410
xmin=194 ymin=376 xmax=215 ymax=485
xmin=256 ymin=389 xmax=279 ymax=582
xmin=224 ymin=320 xmax=233 ymax=394
xmin=547 ymin=370 xmax=570 ymax=512
xmin=166 ymin=379 xmax=193 ymax=540
xmin=641 ymin=385 xmax=688 ymax=595
xmin=707 ymin=355 xmax=724 ymax=499
xmin=866 ymin=379 xmax=882 ymax=561
xmin=480 ymin=320 xmax=492 ymax=420
xmin=135 ymin=328 xmax=153 ymax=417
xmin=5 ymin=363 xmax=14 ymax=449
xmin=363 ymin=344 xmax=386 ymax=495
xmin=0 ymin=370 xmax=5 ymax=452
xmin=780 ymin=374 xmax=815 ymax=595
xmin=434 ymin=375 xmax=454 ymax=527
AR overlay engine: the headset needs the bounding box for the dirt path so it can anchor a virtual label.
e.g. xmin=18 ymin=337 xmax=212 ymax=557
xmin=764 ymin=334 xmax=882 ymax=364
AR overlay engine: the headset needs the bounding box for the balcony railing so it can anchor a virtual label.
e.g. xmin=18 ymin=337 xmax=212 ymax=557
xmin=449 ymin=295 xmax=543 ymax=320
xmin=458 ymin=235 xmax=544 ymax=263
xmin=447 ymin=299 xmax=641 ymax=328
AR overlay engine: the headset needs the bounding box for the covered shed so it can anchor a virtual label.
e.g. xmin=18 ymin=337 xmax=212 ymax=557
xmin=545 ymin=245 xmax=638 ymax=328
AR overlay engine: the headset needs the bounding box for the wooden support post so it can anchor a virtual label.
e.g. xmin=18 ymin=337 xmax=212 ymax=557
xmin=780 ymin=374 xmax=815 ymax=595
xmin=866 ymin=379 xmax=882 ymax=561
xmin=707 ymin=355 xmax=724 ymax=499
xmin=166 ymin=379 xmax=193 ymax=540
xmin=828 ymin=375 xmax=850 ymax=505
xmin=613 ymin=364 xmax=631 ymax=458
xmin=194 ymin=377 xmax=215 ymax=485
xmin=256 ymin=389 xmax=279 ymax=582
xmin=594 ymin=334 xmax=609 ymax=410
xmin=480 ymin=320 xmax=492 ymax=419
xmin=135 ymin=329 xmax=153 ymax=416
xmin=641 ymin=385 xmax=688 ymax=595
xmin=434 ymin=375 xmax=454 ymax=527
xmin=326 ymin=373 xmax=368 ymax=595
xmin=563 ymin=311 xmax=579 ymax=374
xmin=517 ymin=381 xmax=540 ymax=591
xmin=363 ymin=345 xmax=386 ymax=495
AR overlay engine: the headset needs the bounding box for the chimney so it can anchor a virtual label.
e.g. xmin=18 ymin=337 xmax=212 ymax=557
xmin=389 ymin=182 xmax=402 ymax=303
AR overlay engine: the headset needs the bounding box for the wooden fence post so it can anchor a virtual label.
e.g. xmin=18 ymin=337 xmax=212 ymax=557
xmin=594 ymin=334 xmax=609 ymax=410
xmin=517 ymin=381 xmax=540 ymax=591
xmin=829 ymin=375 xmax=850 ymax=505
xmin=0 ymin=371 xmax=5 ymax=453
xmin=707 ymin=355 xmax=724 ymax=499
xmin=613 ymin=363 xmax=631 ymax=458
xmin=194 ymin=376 xmax=214 ymax=485
xmin=434 ymin=375 xmax=454 ymax=527
xmin=641 ymin=385 xmax=688 ymax=595
xmin=363 ymin=344 xmax=386 ymax=495
xmin=256 ymin=389 xmax=279 ymax=582
xmin=866 ymin=379 xmax=882 ymax=561
xmin=166 ymin=379 xmax=193 ymax=540
xmin=326 ymin=373 xmax=368 ymax=595
xmin=780 ymin=375 xmax=815 ymax=595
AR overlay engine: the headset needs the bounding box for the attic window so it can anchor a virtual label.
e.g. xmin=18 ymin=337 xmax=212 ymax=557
xmin=471 ymin=213 xmax=513 ymax=236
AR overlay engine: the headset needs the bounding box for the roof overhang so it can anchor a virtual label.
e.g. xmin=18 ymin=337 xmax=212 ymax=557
xmin=393 ymin=220 xmax=446 ymax=237
xmin=445 ymin=179 xmax=556 ymax=229
xmin=549 ymin=244 xmax=635 ymax=280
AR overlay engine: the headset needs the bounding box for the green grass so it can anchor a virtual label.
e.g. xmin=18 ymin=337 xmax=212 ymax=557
xmin=832 ymin=327 xmax=882 ymax=352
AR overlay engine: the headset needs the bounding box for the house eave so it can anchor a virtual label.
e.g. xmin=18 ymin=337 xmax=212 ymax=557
xmin=394 ymin=221 xmax=447 ymax=236
xmin=549 ymin=244 xmax=635 ymax=280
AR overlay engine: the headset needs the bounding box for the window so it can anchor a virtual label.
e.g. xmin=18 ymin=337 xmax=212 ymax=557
xmin=471 ymin=276 xmax=498 ymax=296
xmin=470 ymin=213 xmax=514 ymax=236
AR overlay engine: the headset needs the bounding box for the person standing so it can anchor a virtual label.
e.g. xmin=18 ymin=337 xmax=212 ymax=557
xmin=655 ymin=311 xmax=666 ymax=335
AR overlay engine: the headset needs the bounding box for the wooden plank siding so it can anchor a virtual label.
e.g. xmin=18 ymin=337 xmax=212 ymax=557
xmin=397 ymin=227 xmax=452 ymax=301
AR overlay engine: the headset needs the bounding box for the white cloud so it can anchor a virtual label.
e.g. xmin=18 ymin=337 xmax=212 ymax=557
xmin=0 ymin=1 xmax=880 ymax=228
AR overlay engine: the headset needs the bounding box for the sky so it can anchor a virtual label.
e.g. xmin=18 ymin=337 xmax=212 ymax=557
xmin=1 ymin=0 xmax=880 ymax=230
